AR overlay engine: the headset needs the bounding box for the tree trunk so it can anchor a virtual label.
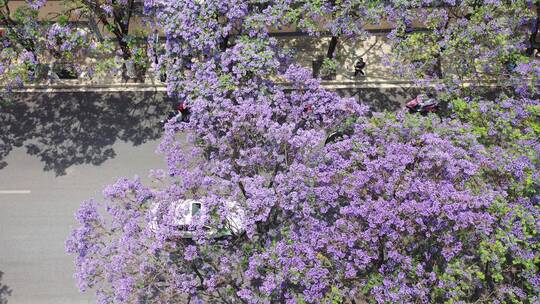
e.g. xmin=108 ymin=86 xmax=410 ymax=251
xmin=434 ymin=54 xmax=443 ymax=79
xmin=118 ymin=40 xmax=132 ymax=81
xmin=526 ymin=3 xmax=540 ymax=56
xmin=326 ymin=36 xmax=339 ymax=59
xmin=220 ymin=35 xmax=230 ymax=51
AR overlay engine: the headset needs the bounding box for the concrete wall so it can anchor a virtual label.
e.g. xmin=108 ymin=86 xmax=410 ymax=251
xmin=4 ymin=0 xmax=147 ymax=36
xmin=277 ymin=35 xmax=395 ymax=81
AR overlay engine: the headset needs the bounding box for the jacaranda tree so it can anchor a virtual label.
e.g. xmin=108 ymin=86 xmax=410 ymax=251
xmin=66 ymin=0 xmax=151 ymax=80
xmin=1 ymin=0 xmax=100 ymax=102
xmin=67 ymin=0 xmax=539 ymax=303
xmin=0 ymin=0 xmax=151 ymax=94
xmin=1 ymin=0 xmax=49 ymax=92
xmin=382 ymin=0 xmax=540 ymax=99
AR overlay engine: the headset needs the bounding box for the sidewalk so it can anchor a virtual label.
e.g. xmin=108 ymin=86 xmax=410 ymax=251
xmin=1 ymin=78 xmax=509 ymax=93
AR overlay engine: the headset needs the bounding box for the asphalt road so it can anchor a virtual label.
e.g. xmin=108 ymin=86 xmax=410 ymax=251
xmin=0 ymin=87 xmax=416 ymax=304
xmin=0 ymin=91 xmax=173 ymax=304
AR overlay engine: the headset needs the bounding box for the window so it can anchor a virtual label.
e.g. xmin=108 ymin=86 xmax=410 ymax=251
xmin=192 ymin=203 xmax=201 ymax=216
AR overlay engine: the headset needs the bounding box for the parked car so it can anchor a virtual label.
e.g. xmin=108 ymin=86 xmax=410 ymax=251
xmin=149 ymin=199 xmax=245 ymax=239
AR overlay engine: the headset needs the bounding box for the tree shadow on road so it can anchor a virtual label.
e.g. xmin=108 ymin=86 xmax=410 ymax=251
xmin=0 ymin=91 xmax=174 ymax=175
xmin=336 ymin=87 xmax=421 ymax=112
xmin=0 ymin=271 xmax=12 ymax=304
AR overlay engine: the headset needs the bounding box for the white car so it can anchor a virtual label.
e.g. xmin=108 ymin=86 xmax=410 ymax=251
xmin=149 ymin=199 xmax=245 ymax=239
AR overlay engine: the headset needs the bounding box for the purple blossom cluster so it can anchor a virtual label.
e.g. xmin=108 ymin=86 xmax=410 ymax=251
xmin=67 ymin=0 xmax=539 ymax=303
xmin=1 ymin=1 xmax=45 ymax=87
xmin=66 ymin=178 xmax=156 ymax=303
xmin=46 ymin=24 xmax=91 ymax=60
xmin=1 ymin=0 xmax=152 ymax=92
xmin=0 ymin=0 xmax=95 ymax=89
xmin=382 ymin=0 xmax=540 ymax=96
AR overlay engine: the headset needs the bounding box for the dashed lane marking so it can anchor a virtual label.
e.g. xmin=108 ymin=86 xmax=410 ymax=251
xmin=0 ymin=190 xmax=31 ymax=194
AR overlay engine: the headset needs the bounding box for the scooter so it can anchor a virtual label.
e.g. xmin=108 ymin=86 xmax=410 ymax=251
xmin=160 ymin=103 xmax=190 ymax=125
xmin=406 ymin=94 xmax=439 ymax=114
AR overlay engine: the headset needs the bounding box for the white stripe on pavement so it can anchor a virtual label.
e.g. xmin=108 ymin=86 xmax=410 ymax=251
xmin=0 ymin=190 xmax=31 ymax=194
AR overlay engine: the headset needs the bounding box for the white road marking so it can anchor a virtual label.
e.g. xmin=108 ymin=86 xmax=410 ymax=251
xmin=0 ymin=190 xmax=31 ymax=194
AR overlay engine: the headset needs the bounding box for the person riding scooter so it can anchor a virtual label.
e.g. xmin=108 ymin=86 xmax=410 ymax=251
xmin=406 ymin=91 xmax=438 ymax=114
xmin=161 ymin=102 xmax=190 ymax=125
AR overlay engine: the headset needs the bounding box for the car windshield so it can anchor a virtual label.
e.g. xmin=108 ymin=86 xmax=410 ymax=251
xmin=192 ymin=203 xmax=201 ymax=216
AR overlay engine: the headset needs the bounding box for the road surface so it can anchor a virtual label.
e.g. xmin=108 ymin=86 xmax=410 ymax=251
xmin=0 ymin=87 xmax=416 ymax=304
xmin=0 ymin=91 xmax=173 ymax=304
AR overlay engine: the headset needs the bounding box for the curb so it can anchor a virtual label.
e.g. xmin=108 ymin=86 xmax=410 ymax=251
xmin=1 ymin=79 xmax=511 ymax=93
xmin=1 ymin=79 xmax=422 ymax=93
